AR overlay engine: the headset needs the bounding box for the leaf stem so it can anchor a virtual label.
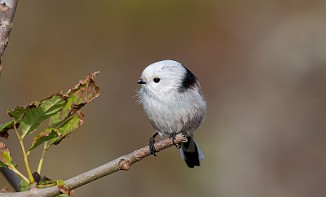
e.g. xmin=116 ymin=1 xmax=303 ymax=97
xmin=14 ymin=124 xmax=35 ymax=184
xmin=37 ymin=142 xmax=47 ymax=175
xmin=8 ymin=164 xmax=30 ymax=184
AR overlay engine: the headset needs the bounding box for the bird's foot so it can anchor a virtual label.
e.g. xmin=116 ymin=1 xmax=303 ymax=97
xmin=149 ymin=132 xmax=158 ymax=156
xmin=169 ymin=132 xmax=185 ymax=149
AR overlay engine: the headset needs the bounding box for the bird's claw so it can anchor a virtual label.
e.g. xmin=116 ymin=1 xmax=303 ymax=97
xmin=149 ymin=132 xmax=159 ymax=156
xmin=170 ymin=132 xmax=183 ymax=149
xmin=180 ymin=133 xmax=188 ymax=143
xmin=149 ymin=137 xmax=157 ymax=156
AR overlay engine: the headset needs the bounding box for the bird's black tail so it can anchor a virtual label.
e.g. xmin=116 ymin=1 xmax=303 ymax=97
xmin=180 ymin=136 xmax=205 ymax=168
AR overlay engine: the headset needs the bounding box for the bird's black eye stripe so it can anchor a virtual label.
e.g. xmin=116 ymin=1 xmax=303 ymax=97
xmin=178 ymin=65 xmax=197 ymax=92
xmin=153 ymin=77 xmax=160 ymax=83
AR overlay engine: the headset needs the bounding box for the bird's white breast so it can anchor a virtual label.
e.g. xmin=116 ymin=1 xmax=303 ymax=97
xmin=140 ymin=87 xmax=206 ymax=136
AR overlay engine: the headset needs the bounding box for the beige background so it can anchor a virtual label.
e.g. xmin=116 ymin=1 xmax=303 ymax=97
xmin=1 ymin=1 xmax=326 ymax=196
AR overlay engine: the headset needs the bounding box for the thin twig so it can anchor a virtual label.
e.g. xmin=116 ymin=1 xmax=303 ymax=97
xmin=14 ymin=124 xmax=33 ymax=184
xmin=0 ymin=134 xmax=185 ymax=197
xmin=7 ymin=164 xmax=28 ymax=185
xmin=36 ymin=142 xmax=48 ymax=175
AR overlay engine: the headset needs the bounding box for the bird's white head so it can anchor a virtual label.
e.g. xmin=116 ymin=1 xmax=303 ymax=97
xmin=137 ymin=60 xmax=198 ymax=97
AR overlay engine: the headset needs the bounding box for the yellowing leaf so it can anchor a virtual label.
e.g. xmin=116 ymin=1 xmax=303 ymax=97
xmin=0 ymin=142 xmax=12 ymax=168
xmin=29 ymin=128 xmax=60 ymax=151
xmin=48 ymin=112 xmax=84 ymax=147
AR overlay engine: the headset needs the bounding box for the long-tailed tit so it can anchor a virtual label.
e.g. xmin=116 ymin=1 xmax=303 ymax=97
xmin=137 ymin=60 xmax=206 ymax=168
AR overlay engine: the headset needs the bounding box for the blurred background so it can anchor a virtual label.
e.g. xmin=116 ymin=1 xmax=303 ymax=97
xmin=1 ymin=0 xmax=326 ymax=196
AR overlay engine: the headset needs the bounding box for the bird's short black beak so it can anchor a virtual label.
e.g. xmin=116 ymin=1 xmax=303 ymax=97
xmin=137 ymin=79 xmax=146 ymax=84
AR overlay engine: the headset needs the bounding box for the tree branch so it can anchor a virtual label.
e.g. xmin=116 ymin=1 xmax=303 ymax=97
xmin=0 ymin=0 xmax=21 ymax=189
xmin=0 ymin=168 xmax=20 ymax=192
xmin=0 ymin=0 xmax=19 ymax=71
xmin=1 ymin=134 xmax=185 ymax=197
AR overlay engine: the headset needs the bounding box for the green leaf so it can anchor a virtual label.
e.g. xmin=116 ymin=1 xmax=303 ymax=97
xmin=28 ymin=128 xmax=60 ymax=151
xmin=47 ymin=112 xmax=84 ymax=147
xmin=49 ymin=99 xmax=73 ymax=128
xmin=27 ymin=72 xmax=99 ymax=151
xmin=36 ymin=178 xmax=68 ymax=195
xmin=19 ymin=94 xmax=68 ymax=136
xmin=37 ymin=179 xmax=57 ymax=188
xmin=8 ymin=107 xmax=27 ymax=121
xmin=49 ymin=71 xmax=100 ymax=128
xmin=0 ymin=142 xmax=12 ymax=168
xmin=56 ymin=179 xmax=65 ymax=187
xmin=31 ymin=112 xmax=84 ymax=150
xmin=44 ymin=72 xmax=99 ymax=148
xmin=20 ymin=179 xmax=30 ymax=192
xmin=57 ymin=113 xmax=84 ymax=136
xmin=0 ymin=120 xmax=15 ymax=138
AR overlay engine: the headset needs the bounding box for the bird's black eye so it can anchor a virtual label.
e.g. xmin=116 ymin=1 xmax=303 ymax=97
xmin=153 ymin=77 xmax=160 ymax=83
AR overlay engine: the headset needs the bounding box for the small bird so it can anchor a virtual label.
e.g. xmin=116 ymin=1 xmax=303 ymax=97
xmin=137 ymin=60 xmax=206 ymax=168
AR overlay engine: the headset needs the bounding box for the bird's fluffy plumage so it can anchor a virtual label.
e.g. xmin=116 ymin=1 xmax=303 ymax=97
xmin=138 ymin=60 xmax=206 ymax=168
